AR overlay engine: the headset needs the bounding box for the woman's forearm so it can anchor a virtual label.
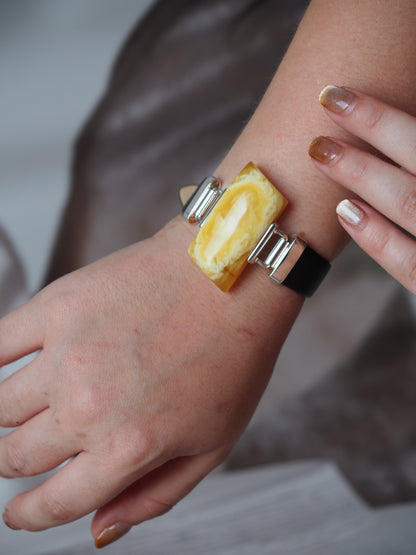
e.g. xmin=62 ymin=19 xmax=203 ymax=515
xmin=2 ymin=2 xmax=416 ymax=545
xmin=216 ymin=0 xmax=416 ymax=262
xmin=196 ymin=0 xmax=416 ymax=347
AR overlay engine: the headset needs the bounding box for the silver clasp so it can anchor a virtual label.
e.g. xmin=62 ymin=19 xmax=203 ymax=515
xmin=182 ymin=176 xmax=223 ymax=226
xmin=248 ymin=224 xmax=306 ymax=284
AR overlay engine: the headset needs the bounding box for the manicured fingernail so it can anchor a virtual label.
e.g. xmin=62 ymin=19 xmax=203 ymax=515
xmin=319 ymin=85 xmax=358 ymax=113
xmin=308 ymin=136 xmax=344 ymax=164
xmin=3 ymin=509 xmax=21 ymax=531
xmin=336 ymin=199 xmax=365 ymax=226
xmin=95 ymin=522 xmax=131 ymax=549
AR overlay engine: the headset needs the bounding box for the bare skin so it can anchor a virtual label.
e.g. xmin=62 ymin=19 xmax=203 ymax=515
xmin=310 ymin=88 xmax=416 ymax=295
xmin=1 ymin=0 xmax=416 ymax=549
xmin=0 ymin=218 xmax=301 ymax=536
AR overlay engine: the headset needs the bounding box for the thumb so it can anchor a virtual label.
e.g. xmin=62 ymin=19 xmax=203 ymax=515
xmin=92 ymin=448 xmax=227 ymax=549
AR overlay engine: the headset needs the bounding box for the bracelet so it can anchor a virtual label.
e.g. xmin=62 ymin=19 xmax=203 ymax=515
xmin=248 ymin=224 xmax=330 ymax=297
xmin=180 ymin=162 xmax=330 ymax=296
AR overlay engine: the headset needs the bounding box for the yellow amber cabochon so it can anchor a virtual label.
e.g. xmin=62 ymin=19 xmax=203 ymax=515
xmin=189 ymin=162 xmax=288 ymax=291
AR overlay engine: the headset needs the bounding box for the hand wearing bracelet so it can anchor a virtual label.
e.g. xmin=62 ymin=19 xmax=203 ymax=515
xmin=2 ymin=0 xmax=416 ymax=549
xmin=0 ymin=211 xmax=302 ymax=545
xmin=181 ymin=162 xmax=330 ymax=296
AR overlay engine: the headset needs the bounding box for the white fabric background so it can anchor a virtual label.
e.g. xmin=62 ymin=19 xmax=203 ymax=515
xmin=0 ymin=0 xmax=154 ymax=294
xmin=0 ymin=1 xmax=154 ymax=549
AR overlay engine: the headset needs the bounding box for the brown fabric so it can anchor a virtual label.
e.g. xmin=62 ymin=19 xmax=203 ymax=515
xmin=44 ymin=0 xmax=307 ymax=281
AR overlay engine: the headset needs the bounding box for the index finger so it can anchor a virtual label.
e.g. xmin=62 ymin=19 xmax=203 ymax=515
xmin=3 ymin=450 xmax=163 ymax=531
xmin=319 ymin=85 xmax=416 ymax=174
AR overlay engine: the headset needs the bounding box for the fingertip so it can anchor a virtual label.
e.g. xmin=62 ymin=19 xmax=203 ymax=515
xmin=308 ymin=136 xmax=344 ymax=165
xmin=319 ymin=85 xmax=359 ymax=114
xmin=3 ymin=508 xmax=21 ymax=531
xmin=336 ymin=199 xmax=366 ymax=227
xmin=94 ymin=522 xmax=131 ymax=549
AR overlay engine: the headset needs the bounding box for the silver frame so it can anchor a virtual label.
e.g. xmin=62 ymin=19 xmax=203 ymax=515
xmin=248 ymin=224 xmax=306 ymax=284
xmin=182 ymin=176 xmax=222 ymax=225
xmin=182 ymin=177 xmax=307 ymax=284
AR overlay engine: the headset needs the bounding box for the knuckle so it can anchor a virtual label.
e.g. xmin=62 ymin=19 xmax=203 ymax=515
xmin=141 ymin=496 xmax=173 ymax=521
xmin=403 ymin=252 xmax=416 ymax=290
xmin=409 ymin=144 xmax=416 ymax=172
xmin=130 ymin=432 xmax=155 ymax=462
xmin=113 ymin=428 xmax=161 ymax=470
xmin=4 ymin=441 xmax=29 ymax=476
xmin=366 ymin=226 xmax=389 ymax=258
xmin=57 ymin=341 xmax=86 ymax=371
xmin=347 ymin=155 xmax=370 ymax=183
xmin=71 ymin=386 xmax=104 ymax=426
xmin=42 ymin=494 xmax=74 ymax=523
xmin=136 ymin=429 xmax=160 ymax=458
xmin=360 ymin=101 xmax=386 ymax=131
xmin=0 ymin=389 xmax=23 ymax=427
xmin=0 ymin=403 xmax=12 ymax=427
xmin=44 ymin=288 xmax=83 ymax=331
xmin=400 ymin=189 xmax=416 ymax=223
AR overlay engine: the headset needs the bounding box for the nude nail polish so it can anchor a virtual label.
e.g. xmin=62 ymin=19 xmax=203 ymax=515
xmin=308 ymin=136 xmax=344 ymax=164
xmin=95 ymin=522 xmax=131 ymax=549
xmin=319 ymin=85 xmax=358 ymax=113
xmin=336 ymin=199 xmax=365 ymax=226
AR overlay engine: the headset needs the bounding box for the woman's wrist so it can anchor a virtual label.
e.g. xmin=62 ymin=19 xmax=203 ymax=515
xmin=162 ymin=212 xmax=303 ymax=348
xmin=164 ymin=0 xmax=416 ymax=358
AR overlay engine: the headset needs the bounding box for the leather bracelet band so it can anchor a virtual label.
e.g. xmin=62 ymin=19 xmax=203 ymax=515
xmin=180 ymin=163 xmax=330 ymax=296
xmin=247 ymin=224 xmax=330 ymax=297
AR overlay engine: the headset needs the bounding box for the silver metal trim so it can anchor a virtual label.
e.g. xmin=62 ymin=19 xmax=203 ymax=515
xmin=248 ymin=223 xmax=306 ymax=284
xmin=182 ymin=176 xmax=308 ymax=286
xmin=182 ymin=176 xmax=222 ymax=225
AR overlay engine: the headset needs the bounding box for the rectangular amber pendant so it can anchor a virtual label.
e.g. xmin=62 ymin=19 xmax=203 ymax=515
xmin=188 ymin=162 xmax=288 ymax=291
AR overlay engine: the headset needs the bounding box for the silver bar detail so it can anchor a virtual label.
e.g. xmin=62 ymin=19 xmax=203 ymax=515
xmin=248 ymin=224 xmax=306 ymax=284
xmin=182 ymin=176 xmax=222 ymax=226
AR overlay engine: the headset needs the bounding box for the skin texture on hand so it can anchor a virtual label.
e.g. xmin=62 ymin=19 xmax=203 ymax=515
xmin=0 ymin=217 xmax=300 ymax=537
xmin=1 ymin=0 xmax=416 ymax=550
xmin=309 ymin=87 xmax=416 ymax=295
xmin=215 ymin=0 xmax=416 ymax=264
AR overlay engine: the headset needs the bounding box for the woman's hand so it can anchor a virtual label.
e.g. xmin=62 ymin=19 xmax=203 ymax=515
xmin=0 ymin=217 xmax=293 ymax=547
xmin=309 ymin=86 xmax=416 ymax=295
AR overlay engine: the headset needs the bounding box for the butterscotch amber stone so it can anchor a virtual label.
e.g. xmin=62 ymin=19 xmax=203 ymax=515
xmin=189 ymin=162 xmax=288 ymax=291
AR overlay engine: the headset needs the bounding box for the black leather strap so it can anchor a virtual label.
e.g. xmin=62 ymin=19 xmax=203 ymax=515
xmin=282 ymin=245 xmax=330 ymax=297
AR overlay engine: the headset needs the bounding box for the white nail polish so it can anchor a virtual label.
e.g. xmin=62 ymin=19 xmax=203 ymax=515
xmin=336 ymin=199 xmax=364 ymax=226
